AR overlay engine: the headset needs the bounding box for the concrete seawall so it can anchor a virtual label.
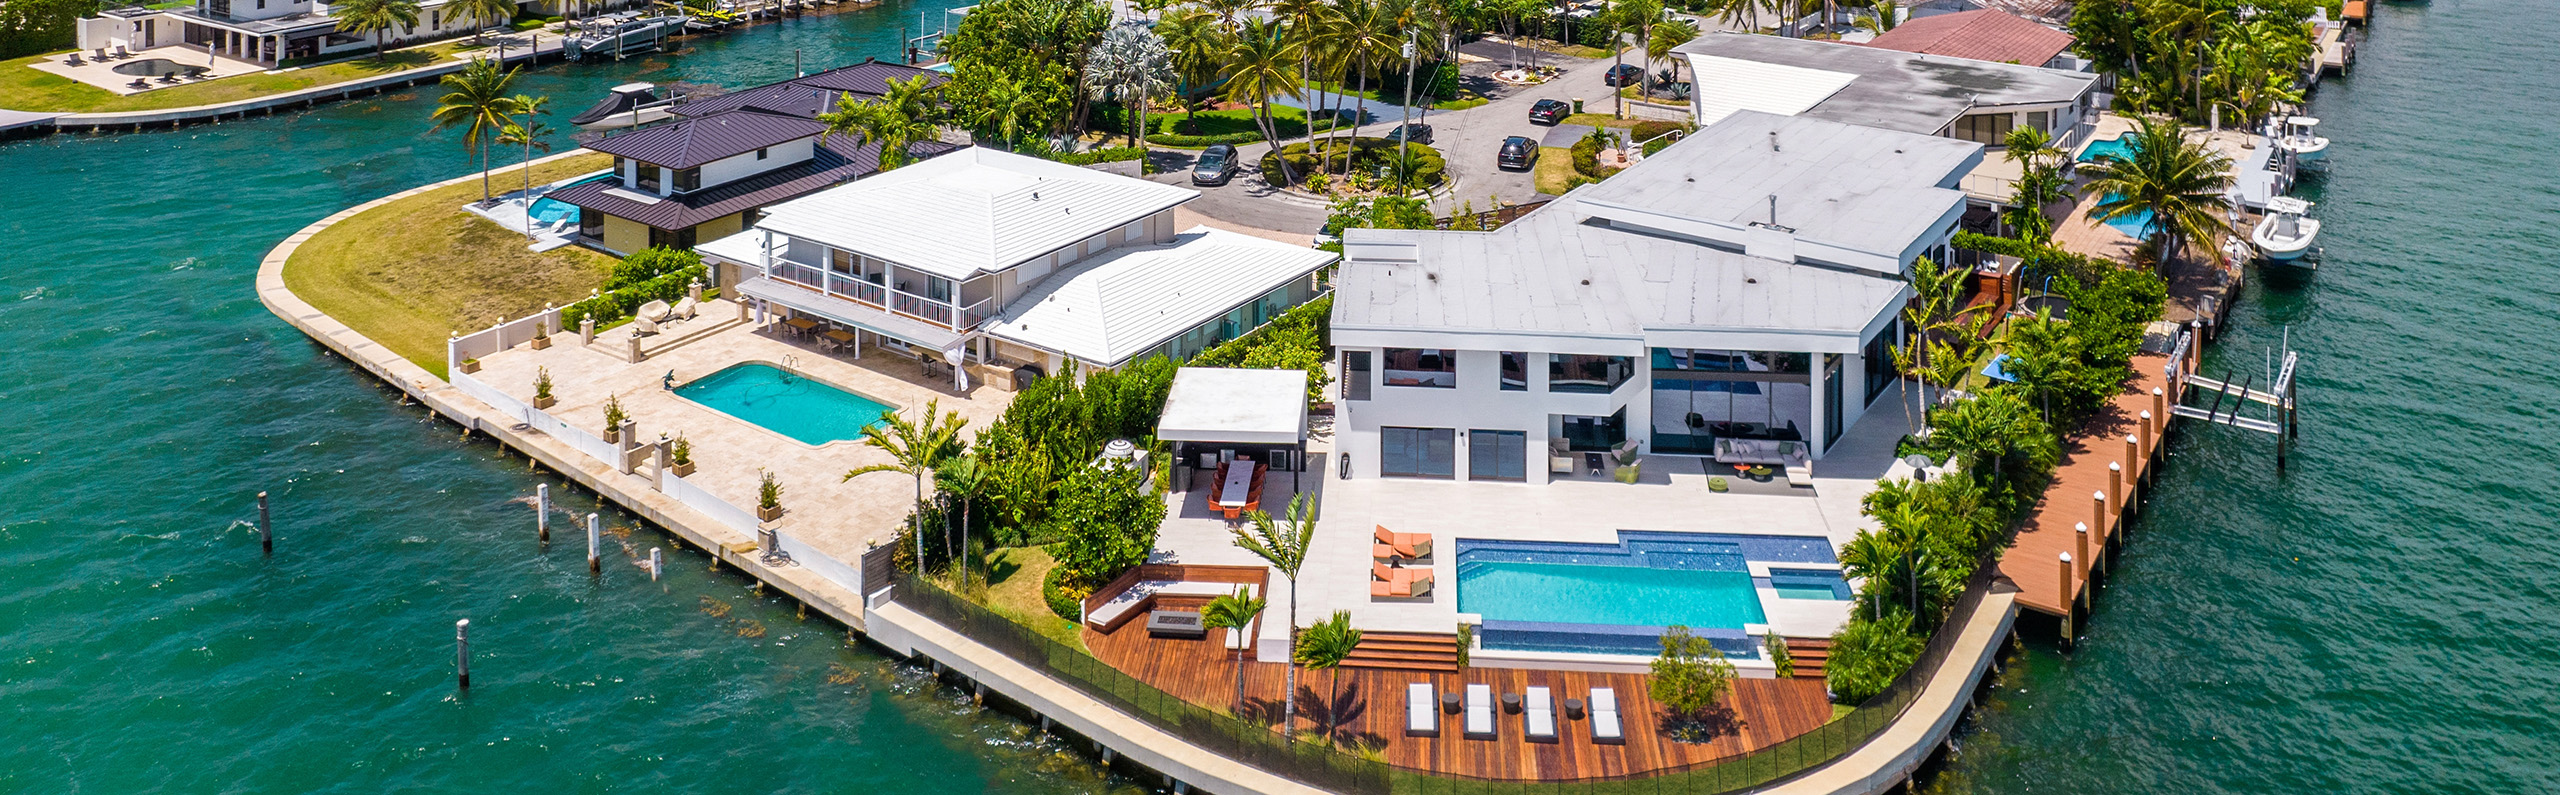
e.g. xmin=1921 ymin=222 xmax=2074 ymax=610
xmin=14 ymin=40 xmax=561 ymax=136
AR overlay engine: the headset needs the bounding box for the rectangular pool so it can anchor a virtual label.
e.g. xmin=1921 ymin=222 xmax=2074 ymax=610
xmin=1458 ymin=561 xmax=1767 ymax=629
xmin=674 ymin=363 xmax=896 ymax=446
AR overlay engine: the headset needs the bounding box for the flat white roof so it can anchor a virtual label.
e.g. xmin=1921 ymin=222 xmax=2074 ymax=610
xmin=749 ymin=147 xmax=1198 ymax=281
xmin=1685 ymin=54 xmax=1859 ymax=127
xmin=982 ymin=226 xmax=1335 ymax=367
xmin=1157 ymin=367 xmax=1309 ymax=446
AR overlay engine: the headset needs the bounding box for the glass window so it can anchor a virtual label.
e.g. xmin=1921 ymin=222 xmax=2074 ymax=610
xmin=1500 ymin=352 xmax=1528 ymax=391
xmin=1650 ymin=379 xmax=1812 ymax=445
xmin=636 ymin=164 xmax=661 ymax=193
xmin=1381 ymin=427 xmax=1456 ymax=479
xmin=1824 ymin=354 xmax=1844 ymax=448
xmin=1955 ymin=113 xmax=2015 ymax=146
xmin=1468 ymin=430 xmax=1527 ymax=481
xmin=1382 ymin=348 xmax=1456 ymax=388
xmin=1344 ymin=351 xmax=1372 ymax=401
xmin=755 ymin=147 xmax=769 ymax=161
xmin=674 ymin=167 xmax=701 ymax=192
xmin=2026 ymin=110 xmax=2051 ymax=133
xmin=1652 ymin=348 xmax=1808 ymax=374
xmin=1864 ymin=322 xmax=1899 ymax=405
xmin=1548 ymin=354 xmax=1632 ymax=393
xmin=1558 ymin=409 xmax=1628 ymax=452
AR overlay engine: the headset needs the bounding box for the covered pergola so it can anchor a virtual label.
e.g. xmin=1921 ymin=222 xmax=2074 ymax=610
xmin=1156 ymin=367 xmax=1310 ymax=490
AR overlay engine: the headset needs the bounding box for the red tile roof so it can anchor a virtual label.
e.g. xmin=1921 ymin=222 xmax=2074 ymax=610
xmin=1862 ymin=9 xmax=2075 ymax=67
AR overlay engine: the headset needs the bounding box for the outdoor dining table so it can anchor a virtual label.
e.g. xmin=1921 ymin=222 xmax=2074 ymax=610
xmin=1216 ymin=462 xmax=1254 ymax=509
xmin=820 ymin=329 xmax=854 ymax=352
xmin=782 ymin=317 xmax=819 ymax=336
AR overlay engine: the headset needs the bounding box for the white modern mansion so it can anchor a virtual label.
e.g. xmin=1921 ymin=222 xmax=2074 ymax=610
xmin=79 ymin=0 xmax=511 ymax=65
xmin=1331 ymin=111 xmax=1982 ymax=484
xmin=697 ymin=147 xmax=1335 ymax=384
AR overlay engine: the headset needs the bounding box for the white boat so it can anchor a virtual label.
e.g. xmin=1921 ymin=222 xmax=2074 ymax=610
xmin=570 ymin=83 xmax=681 ymax=130
xmin=2274 ymin=115 xmax=2329 ymax=164
xmin=564 ymin=13 xmax=684 ymax=60
xmin=2251 ymin=196 xmax=2321 ymax=263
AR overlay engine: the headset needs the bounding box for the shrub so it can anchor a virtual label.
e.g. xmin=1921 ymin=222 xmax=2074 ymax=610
xmin=1042 ymin=466 xmax=1164 ymax=587
xmin=608 ymin=246 xmax=701 ymax=291
xmin=1050 ymin=146 xmax=1146 ymax=166
xmin=1192 ymin=295 xmax=1334 ymax=403
xmin=1041 ymin=565 xmax=1087 ymax=620
xmin=1259 ymin=139 xmax=1444 ymax=191
xmin=1570 ymin=127 xmax=1618 ymax=179
xmin=1630 ymin=119 xmax=1686 ymax=141
xmin=1649 ymin=625 xmax=1737 ymax=715
xmin=532 ymin=366 xmax=552 ymax=400
xmin=561 ymin=263 xmax=707 ymax=330
xmin=601 ymin=395 xmax=626 ymax=428
xmin=669 ymin=433 xmax=691 ymax=466
xmin=1765 ymin=631 xmax=1795 ymax=679
xmin=1827 ymin=608 xmax=1926 ymax=703
xmin=757 ymin=469 xmax=782 ymax=510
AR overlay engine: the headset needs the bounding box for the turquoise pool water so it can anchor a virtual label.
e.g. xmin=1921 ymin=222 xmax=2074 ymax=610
xmin=2079 ymin=134 xmax=2137 ymax=163
xmin=527 ymin=197 xmax=578 ymax=225
xmin=2096 ymin=192 xmax=2157 ymax=239
xmin=675 ymin=363 xmax=895 ymax=445
xmin=1456 ymin=561 xmax=1768 ymax=629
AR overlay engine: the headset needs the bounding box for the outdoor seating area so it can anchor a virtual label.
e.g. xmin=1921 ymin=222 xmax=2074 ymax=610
xmin=23 ymin=45 xmax=267 ymax=95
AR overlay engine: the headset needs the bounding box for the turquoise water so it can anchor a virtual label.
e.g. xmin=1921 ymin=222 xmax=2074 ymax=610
xmin=1457 ymin=562 xmax=1769 ymax=629
xmin=2077 ymin=134 xmax=2136 ymax=163
xmin=528 ymin=196 xmax=578 ymax=225
xmin=2096 ymin=192 xmax=2156 ymax=239
xmin=676 ymin=363 xmax=894 ymax=445
xmin=0 ymin=5 xmax=1142 ymax=793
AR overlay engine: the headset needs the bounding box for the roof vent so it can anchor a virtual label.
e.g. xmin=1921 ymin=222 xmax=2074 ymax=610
xmin=1768 ymin=130 xmax=1780 ymax=152
xmin=1426 ymin=272 xmax=1437 ymax=281
xmin=1031 ymin=191 xmax=1040 ymax=200
xmin=1745 ymin=277 xmax=1758 ymax=284
xmin=1579 ymin=279 xmax=1591 ymax=286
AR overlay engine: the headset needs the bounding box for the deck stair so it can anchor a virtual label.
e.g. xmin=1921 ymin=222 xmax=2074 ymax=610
xmin=1782 ymin=637 xmax=1831 ymax=679
xmin=1341 ymin=631 xmax=1462 ymax=672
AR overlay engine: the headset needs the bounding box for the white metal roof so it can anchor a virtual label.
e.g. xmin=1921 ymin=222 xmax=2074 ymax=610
xmin=1677 ymin=32 xmax=2096 ymax=135
xmin=982 ymin=226 xmax=1336 ymax=367
xmin=748 ymin=147 xmax=1198 ymax=281
xmin=1157 ymin=367 xmax=1309 ymax=445
xmin=1683 ymin=54 xmax=1859 ymax=127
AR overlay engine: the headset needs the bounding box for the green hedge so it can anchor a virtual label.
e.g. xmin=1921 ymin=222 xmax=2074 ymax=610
xmin=1190 ymin=294 xmax=1334 ymax=403
xmin=1952 ymin=230 xmax=2110 ymax=287
xmin=1257 ymin=139 xmax=1445 ymax=190
xmin=561 ymin=263 xmax=707 ymax=330
xmin=1051 ymin=146 xmax=1146 ymax=166
xmin=1144 ymin=111 xmax=1339 ymax=148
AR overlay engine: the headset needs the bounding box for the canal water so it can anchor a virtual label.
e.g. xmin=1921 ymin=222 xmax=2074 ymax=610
xmin=1934 ymin=1 xmax=2560 ymax=792
xmin=0 ymin=5 xmax=1144 ymax=793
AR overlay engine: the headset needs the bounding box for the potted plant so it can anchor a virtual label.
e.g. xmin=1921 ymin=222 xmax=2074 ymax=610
xmin=530 ymin=319 xmax=553 ymax=350
xmin=668 ymin=433 xmax=694 ymax=477
xmin=458 ymin=357 xmax=481 ymax=374
xmin=532 ymin=366 xmax=555 ymax=409
xmin=755 ymin=469 xmax=783 ymax=521
xmin=601 ymin=395 xmax=626 ymax=443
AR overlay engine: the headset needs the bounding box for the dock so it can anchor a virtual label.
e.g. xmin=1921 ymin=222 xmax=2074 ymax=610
xmin=1996 ymin=346 xmax=2187 ymax=619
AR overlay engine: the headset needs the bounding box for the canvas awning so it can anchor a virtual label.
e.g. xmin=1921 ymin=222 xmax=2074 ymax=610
xmin=1156 ymin=367 xmax=1308 ymax=446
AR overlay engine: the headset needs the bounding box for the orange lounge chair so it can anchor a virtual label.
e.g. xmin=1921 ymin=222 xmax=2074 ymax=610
xmin=1372 ymin=525 xmax=1433 ymax=561
xmin=1370 ymin=562 xmax=1435 ymax=598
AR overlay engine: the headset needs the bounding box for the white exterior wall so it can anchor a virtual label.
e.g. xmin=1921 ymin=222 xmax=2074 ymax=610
xmin=1339 ymin=345 xmax=1658 ymax=486
xmin=698 ymin=138 xmax=815 ymax=188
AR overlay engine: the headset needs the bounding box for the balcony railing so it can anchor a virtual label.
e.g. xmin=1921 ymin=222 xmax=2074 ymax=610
xmin=766 ymin=257 xmax=995 ymax=332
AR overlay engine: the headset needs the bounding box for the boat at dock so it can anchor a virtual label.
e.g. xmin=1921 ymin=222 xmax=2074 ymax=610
xmin=2251 ymin=196 xmax=2321 ymax=264
xmin=2275 ymin=115 xmax=2330 ymax=164
xmin=570 ymin=83 xmax=684 ymax=130
xmin=564 ymin=12 xmax=686 ymax=60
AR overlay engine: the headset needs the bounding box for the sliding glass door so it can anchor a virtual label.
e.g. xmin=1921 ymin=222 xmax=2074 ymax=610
xmin=1468 ymin=430 xmax=1527 ymax=481
xmin=1380 ymin=427 xmax=1456 ymax=479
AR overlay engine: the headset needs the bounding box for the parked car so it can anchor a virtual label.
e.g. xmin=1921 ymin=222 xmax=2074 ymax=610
xmin=1603 ymin=64 xmax=1644 ymax=87
xmin=1382 ymin=123 xmax=1434 ymax=145
xmin=1497 ymin=136 xmax=1539 ymax=170
xmin=1191 ymin=143 xmax=1240 ymax=186
xmin=1528 ymin=98 xmax=1570 ymax=125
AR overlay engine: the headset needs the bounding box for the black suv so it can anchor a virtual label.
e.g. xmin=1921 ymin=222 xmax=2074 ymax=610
xmin=1190 ymin=143 xmax=1240 ymax=186
xmin=1382 ymin=123 xmax=1434 ymax=145
xmin=1603 ymin=63 xmax=1644 ymax=87
xmin=1497 ymin=136 xmax=1539 ymax=170
xmin=1528 ymin=98 xmax=1570 ymax=125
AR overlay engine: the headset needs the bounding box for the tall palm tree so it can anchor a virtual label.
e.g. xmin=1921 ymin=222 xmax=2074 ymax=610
xmin=935 ymin=455 xmax=990 ymax=589
xmin=428 ymin=58 xmax=521 ymax=205
xmin=495 ymin=94 xmax=551 ymax=230
xmin=451 ymin=0 xmax=518 ymax=44
xmin=1647 ymin=17 xmax=1697 ymax=91
xmin=818 ymin=74 xmax=942 ymax=170
xmin=1895 ymin=256 xmax=1977 ymax=423
xmin=1200 ymin=588 xmax=1268 ymax=711
xmin=1232 ymin=493 xmax=1315 ymax=731
xmin=1269 ymin=0 xmax=1336 ymax=142
xmin=2082 ymin=115 xmax=2233 ymax=260
xmin=1222 ymin=18 xmax=1305 ymax=185
xmin=1203 ymin=0 xmax=1264 ymax=32
xmin=332 ymin=0 xmax=422 ymax=62
xmin=2001 ymin=125 xmax=2069 ymax=243
xmin=843 ymin=399 xmax=969 ymax=573
xmin=1292 ymin=610 xmax=1363 ymax=741
xmin=1156 ymin=8 xmax=1230 ymax=120
xmin=1603 ymin=0 xmax=1659 ymax=119
xmin=964 ymin=68 xmax=1044 ymax=150
xmin=1085 ymin=21 xmax=1176 ymax=149
xmin=1329 ymin=0 xmax=1400 ymax=173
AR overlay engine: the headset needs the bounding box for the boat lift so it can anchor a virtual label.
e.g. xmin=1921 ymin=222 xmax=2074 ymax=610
xmin=2163 ymin=327 xmax=2304 ymax=469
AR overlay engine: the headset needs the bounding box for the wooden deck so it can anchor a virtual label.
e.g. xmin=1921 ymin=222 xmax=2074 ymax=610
xmin=1996 ymin=347 xmax=2195 ymax=617
xmin=1086 ymin=622 xmax=1836 ymax=780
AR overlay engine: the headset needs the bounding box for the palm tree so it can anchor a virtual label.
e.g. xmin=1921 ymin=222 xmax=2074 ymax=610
xmin=963 ymin=69 xmax=1044 ymax=150
xmin=495 ymin=94 xmax=551 ymax=231
xmin=2081 ymin=115 xmax=2233 ymax=260
xmin=818 ymin=74 xmax=942 ymax=170
xmin=428 ymin=58 xmax=521 ymax=205
xmin=1085 ymin=22 xmax=1176 ymax=149
xmin=1222 ymin=18 xmax=1305 ymax=185
xmin=1292 ymin=610 xmax=1363 ymax=741
xmin=1895 ymin=256 xmax=1978 ymax=423
xmin=1268 ymin=0 xmax=1335 ymax=142
xmin=843 ymin=399 xmax=969 ymax=573
xmin=1232 ymin=492 xmax=1316 ymax=731
xmin=1203 ymin=0 xmax=1264 ymax=32
xmin=1329 ymin=0 xmax=1400 ymax=174
xmin=332 ymin=0 xmax=421 ymax=62
xmin=451 ymin=0 xmax=518 ymax=44
xmin=1647 ymin=18 xmax=1698 ymax=91
xmin=1854 ymin=0 xmax=1897 ymax=34
xmin=1200 ymin=588 xmax=1267 ymax=710
xmin=1156 ymin=9 xmax=1230 ymax=121
xmin=935 ymin=455 xmax=990 ymax=589
xmin=1603 ymin=0 xmax=1658 ymax=119
xmin=2000 ymin=125 xmax=2069 ymax=243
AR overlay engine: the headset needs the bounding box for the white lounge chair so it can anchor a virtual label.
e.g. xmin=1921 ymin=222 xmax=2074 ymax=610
xmin=1525 ymin=686 xmax=1557 ymax=743
xmin=633 ymin=299 xmax=671 ymax=334
xmin=1590 ymin=687 xmax=1623 ymax=745
xmin=1406 ymin=683 xmax=1438 ymax=737
xmin=671 ymin=295 xmax=698 ymax=320
xmin=1464 ymin=683 xmax=1495 ymax=740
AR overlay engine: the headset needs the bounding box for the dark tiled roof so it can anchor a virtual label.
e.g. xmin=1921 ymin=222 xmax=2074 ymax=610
xmin=551 ymin=138 xmax=960 ymax=231
xmin=580 ymin=109 xmax=828 ymax=170
xmin=669 ymin=58 xmax=948 ymax=120
xmin=1863 ymin=9 xmax=2075 ymax=67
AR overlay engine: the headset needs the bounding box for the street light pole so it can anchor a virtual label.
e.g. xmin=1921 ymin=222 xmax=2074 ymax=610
xmin=1399 ymin=35 xmax=1417 ymax=167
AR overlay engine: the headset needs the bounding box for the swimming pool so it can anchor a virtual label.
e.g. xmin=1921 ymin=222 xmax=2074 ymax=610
xmin=1459 ymin=562 xmax=1767 ymax=629
xmin=528 ymin=197 xmax=579 ymax=226
xmin=1455 ymin=531 xmax=1846 ymax=656
xmin=674 ymin=363 xmax=897 ymax=446
xmin=2079 ymin=134 xmax=2137 ymax=164
xmin=2096 ymin=192 xmax=2157 ymax=239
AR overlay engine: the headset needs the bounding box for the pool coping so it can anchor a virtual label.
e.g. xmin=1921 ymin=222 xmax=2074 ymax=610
xmin=669 ymin=359 xmax=903 ymax=451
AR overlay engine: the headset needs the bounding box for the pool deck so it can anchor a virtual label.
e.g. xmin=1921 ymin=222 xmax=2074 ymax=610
xmin=468 ymin=305 xmax=1014 ymax=560
xmin=25 ymin=46 xmax=273 ymax=95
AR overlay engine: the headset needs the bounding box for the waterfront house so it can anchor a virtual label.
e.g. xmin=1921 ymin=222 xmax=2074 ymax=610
xmin=1672 ymin=32 xmax=2098 ymax=212
xmin=79 ymin=0 xmax=506 ymax=65
xmin=1330 ymin=111 xmax=1979 ymax=484
xmin=548 ymin=107 xmax=957 ymax=255
xmin=696 ymin=146 xmax=1334 ymax=383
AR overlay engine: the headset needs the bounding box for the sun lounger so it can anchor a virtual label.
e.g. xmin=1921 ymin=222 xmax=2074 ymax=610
xmin=114 ymin=45 xmax=132 ymax=59
xmin=671 ymin=295 xmax=698 ymax=320
xmin=1372 ymin=525 xmax=1432 ymax=561
xmin=633 ymin=299 xmax=671 ymax=334
xmin=1370 ymin=563 xmax=1434 ymax=598
xmin=1590 ymin=687 xmax=1623 ymax=744
xmin=1406 ymin=683 xmax=1439 ymax=737
xmin=1464 ymin=684 xmax=1495 ymax=739
xmin=65 ymin=54 xmax=85 ymax=66
xmin=1525 ymin=686 xmax=1557 ymax=743
xmin=127 ymin=78 xmax=150 ymax=89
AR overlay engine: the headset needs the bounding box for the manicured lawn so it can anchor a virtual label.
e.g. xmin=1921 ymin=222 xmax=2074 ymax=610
xmin=0 ymin=42 xmax=475 ymax=114
xmin=973 ymin=546 xmax=1088 ymax=651
xmin=1561 ymin=112 xmax=1644 ymax=129
xmin=281 ymin=153 xmax=618 ymax=375
xmin=1533 ymin=146 xmax=1579 ymax=194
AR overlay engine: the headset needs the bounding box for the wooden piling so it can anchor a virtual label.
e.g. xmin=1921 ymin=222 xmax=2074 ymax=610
xmin=537 ymin=484 xmax=551 ymax=543
xmin=2073 ymin=522 xmax=2090 ymax=604
xmin=587 ymin=513 xmax=602 ymax=575
xmin=651 ymin=548 xmax=663 ymax=581
xmin=2057 ymin=553 xmax=2074 ymax=645
xmin=456 ymin=619 xmax=472 ymax=689
xmin=257 ymin=491 xmax=272 ymax=556
xmin=2090 ymin=490 xmax=2108 ymax=539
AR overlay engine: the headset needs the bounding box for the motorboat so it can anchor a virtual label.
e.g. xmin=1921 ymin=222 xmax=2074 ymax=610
xmin=564 ymin=13 xmax=684 ymax=60
xmin=570 ymin=82 xmax=681 ymax=130
xmin=2274 ymin=115 xmax=2329 ymax=164
xmin=2250 ymin=196 xmax=2321 ymax=263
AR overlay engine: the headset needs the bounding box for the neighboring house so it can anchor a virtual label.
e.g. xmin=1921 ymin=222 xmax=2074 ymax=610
xmin=1672 ymin=32 xmax=2097 ymax=208
xmin=1330 ymin=111 xmax=1981 ymax=484
xmin=696 ymin=147 xmax=1335 ymax=382
xmin=667 ymin=58 xmax=947 ymax=121
xmin=1861 ymin=8 xmax=2077 ymax=69
xmin=548 ymin=107 xmax=957 ymax=255
xmin=80 ymin=0 xmax=511 ymax=64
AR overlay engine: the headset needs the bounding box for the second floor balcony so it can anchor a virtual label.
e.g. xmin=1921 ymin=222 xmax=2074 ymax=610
xmin=765 ymin=256 xmax=998 ymax=332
